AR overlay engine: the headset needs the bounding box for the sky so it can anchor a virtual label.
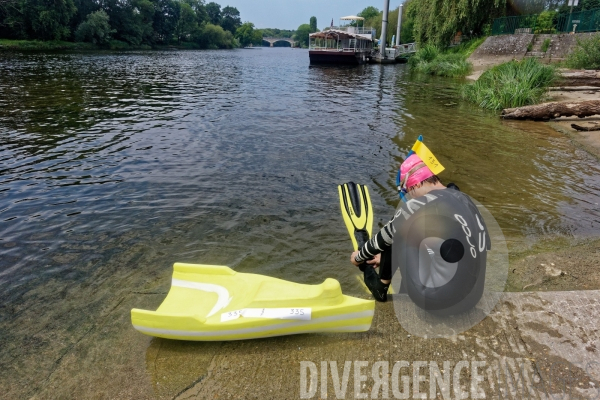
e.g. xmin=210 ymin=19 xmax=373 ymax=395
xmin=220 ymin=0 xmax=404 ymax=31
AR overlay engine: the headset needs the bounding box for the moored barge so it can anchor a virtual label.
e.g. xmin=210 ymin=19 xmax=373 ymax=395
xmin=309 ymin=16 xmax=375 ymax=65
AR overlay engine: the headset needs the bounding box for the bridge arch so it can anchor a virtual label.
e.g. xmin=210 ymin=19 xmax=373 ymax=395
xmin=262 ymin=37 xmax=296 ymax=47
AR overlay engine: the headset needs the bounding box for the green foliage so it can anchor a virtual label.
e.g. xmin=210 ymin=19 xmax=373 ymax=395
xmin=565 ymin=34 xmax=600 ymax=69
xmin=400 ymin=2 xmax=415 ymax=44
xmin=236 ymin=21 xmax=258 ymax=47
xmin=557 ymin=0 xmax=600 ymax=14
xmin=205 ymin=2 xmax=221 ymax=25
xmin=0 ymin=39 xmax=94 ymax=50
xmin=446 ymin=36 xmax=487 ymax=56
xmin=184 ymin=0 xmax=207 ymax=25
xmin=197 ymin=22 xmax=234 ymax=48
xmin=482 ymin=23 xmax=491 ymax=36
xmin=461 ymin=58 xmax=557 ymax=110
xmin=541 ymin=38 xmax=551 ymax=52
xmin=408 ymin=40 xmax=483 ymax=77
xmin=309 ymin=16 xmax=317 ymax=32
xmin=220 ymin=6 xmax=240 ymax=33
xmin=407 ymin=0 xmax=505 ymax=46
xmin=0 ymin=0 xmax=240 ymax=49
xmin=75 ymin=10 xmax=113 ymax=45
xmin=363 ymin=7 xmax=399 ymax=46
xmin=527 ymin=42 xmax=533 ymax=52
xmin=358 ymin=6 xmax=379 ymax=20
xmin=409 ymin=46 xmax=472 ymax=77
xmin=175 ymin=2 xmax=198 ymax=42
xmin=409 ymin=44 xmax=439 ymax=64
xmin=535 ymin=10 xmax=557 ymax=34
xmin=260 ymin=28 xmax=295 ymax=38
xmin=109 ymin=39 xmax=131 ymax=50
xmin=294 ymin=23 xmax=311 ymax=47
xmin=360 ymin=5 xmax=414 ymax=45
xmin=252 ymin=29 xmax=262 ymax=44
xmin=24 ymin=0 xmax=77 ymax=40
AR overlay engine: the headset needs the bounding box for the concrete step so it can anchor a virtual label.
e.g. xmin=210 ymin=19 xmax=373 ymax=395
xmin=525 ymin=51 xmax=546 ymax=58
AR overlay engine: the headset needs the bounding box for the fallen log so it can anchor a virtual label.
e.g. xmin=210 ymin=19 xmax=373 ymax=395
xmin=549 ymin=86 xmax=600 ymax=91
xmin=571 ymin=123 xmax=600 ymax=131
xmin=558 ymin=70 xmax=600 ymax=87
xmin=502 ymin=100 xmax=600 ymax=120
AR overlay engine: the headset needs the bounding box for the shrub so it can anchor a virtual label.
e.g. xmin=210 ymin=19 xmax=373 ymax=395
xmin=409 ymin=44 xmax=439 ymax=65
xmin=535 ymin=10 xmax=557 ymax=34
xmin=75 ymin=10 xmax=113 ymax=45
xmin=541 ymin=38 xmax=551 ymax=52
xmin=409 ymin=44 xmax=472 ymax=77
xmin=565 ymin=34 xmax=600 ymax=70
xmin=109 ymin=39 xmax=130 ymax=50
xmin=446 ymin=36 xmax=487 ymax=57
xmin=461 ymin=58 xmax=557 ymax=110
xmin=196 ymin=23 xmax=236 ymax=49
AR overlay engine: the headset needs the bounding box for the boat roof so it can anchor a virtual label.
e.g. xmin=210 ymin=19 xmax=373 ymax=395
xmin=309 ymin=29 xmax=370 ymax=40
xmin=340 ymin=15 xmax=364 ymax=20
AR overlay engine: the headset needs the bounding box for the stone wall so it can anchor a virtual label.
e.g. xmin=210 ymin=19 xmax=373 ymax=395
xmin=468 ymin=32 xmax=598 ymax=70
xmin=544 ymin=32 xmax=596 ymax=60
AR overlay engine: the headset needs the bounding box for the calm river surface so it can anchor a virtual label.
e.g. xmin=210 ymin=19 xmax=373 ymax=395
xmin=1 ymin=48 xmax=600 ymax=396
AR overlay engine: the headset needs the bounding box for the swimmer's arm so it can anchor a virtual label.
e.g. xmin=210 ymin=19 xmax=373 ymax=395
xmin=354 ymin=218 xmax=395 ymax=263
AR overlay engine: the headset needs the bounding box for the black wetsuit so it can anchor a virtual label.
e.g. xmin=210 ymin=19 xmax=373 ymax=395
xmin=354 ymin=184 xmax=462 ymax=281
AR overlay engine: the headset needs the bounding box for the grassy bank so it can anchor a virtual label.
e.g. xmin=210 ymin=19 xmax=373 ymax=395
xmin=0 ymin=39 xmax=229 ymax=51
xmin=461 ymin=58 xmax=557 ymax=110
xmin=0 ymin=39 xmax=98 ymax=51
xmin=408 ymin=37 xmax=485 ymax=78
xmin=564 ymin=33 xmax=600 ymax=70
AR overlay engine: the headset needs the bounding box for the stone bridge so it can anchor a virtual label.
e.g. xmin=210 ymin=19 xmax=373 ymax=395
xmin=262 ymin=37 xmax=296 ymax=47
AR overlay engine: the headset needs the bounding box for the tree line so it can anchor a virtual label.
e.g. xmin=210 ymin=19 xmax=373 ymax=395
xmin=0 ymin=0 xmax=246 ymax=48
xmin=358 ymin=0 xmax=600 ymax=47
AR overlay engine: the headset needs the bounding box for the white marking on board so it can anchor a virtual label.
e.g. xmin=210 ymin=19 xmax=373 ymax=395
xmin=221 ymin=308 xmax=312 ymax=322
xmin=172 ymin=279 xmax=232 ymax=318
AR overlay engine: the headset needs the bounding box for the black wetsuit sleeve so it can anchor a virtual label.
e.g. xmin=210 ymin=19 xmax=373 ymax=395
xmin=355 ymin=217 xmax=396 ymax=263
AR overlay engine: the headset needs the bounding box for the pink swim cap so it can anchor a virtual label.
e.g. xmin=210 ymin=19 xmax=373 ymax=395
xmin=400 ymin=154 xmax=434 ymax=190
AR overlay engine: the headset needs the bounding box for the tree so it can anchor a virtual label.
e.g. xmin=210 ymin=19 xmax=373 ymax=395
xmin=205 ymin=2 xmax=220 ymax=25
xmin=152 ymin=0 xmax=180 ymax=44
xmin=70 ymin=0 xmax=101 ymax=37
xmin=294 ymin=23 xmax=311 ymax=47
xmin=197 ymin=22 xmax=234 ymax=48
xmin=175 ymin=1 xmax=198 ymax=42
xmin=408 ymin=0 xmax=505 ymax=46
xmin=400 ymin=5 xmax=415 ymax=43
xmin=235 ymin=21 xmax=254 ymax=46
xmin=358 ymin=6 xmax=379 ymax=20
xmin=75 ymin=9 xmax=113 ymax=44
xmin=252 ymin=28 xmax=262 ymax=45
xmin=309 ymin=16 xmax=316 ymax=32
xmin=182 ymin=0 xmax=208 ymax=25
xmin=220 ymin=5 xmax=240 ymax=33
xmin=23 ymin=0 xmax=77 ymax=40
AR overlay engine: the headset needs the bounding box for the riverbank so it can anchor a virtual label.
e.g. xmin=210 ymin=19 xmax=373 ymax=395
xmin=463 ymin=34 xmax=600 ymax=157
xmin=0 ymin=39 xmax=238 ymax=51
xmin=0 ymin=39 xmax=97 ymax=51
xmin=14 ymin=272 xmax=600 ymax=399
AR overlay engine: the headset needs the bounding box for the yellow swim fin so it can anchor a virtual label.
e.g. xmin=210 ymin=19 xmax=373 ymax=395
xmin=338 ymin=182 xmax=374 ymax=251
xmin=339 ymin=183 xmax=391 ymax=302
xmin=131 ymin=263 xmax=375 ymax=341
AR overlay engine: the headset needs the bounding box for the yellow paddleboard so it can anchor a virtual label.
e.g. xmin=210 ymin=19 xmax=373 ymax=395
xmin=131 ymin=263 xmax=374 ymax=341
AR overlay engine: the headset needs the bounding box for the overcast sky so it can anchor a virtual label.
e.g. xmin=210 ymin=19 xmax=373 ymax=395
xmin=221 ymin=0 xmax=404 ymax=31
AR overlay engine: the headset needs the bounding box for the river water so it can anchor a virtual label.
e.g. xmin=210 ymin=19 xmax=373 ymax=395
xmin=1 ymin=48 xmax=600 ymax=396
